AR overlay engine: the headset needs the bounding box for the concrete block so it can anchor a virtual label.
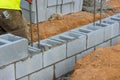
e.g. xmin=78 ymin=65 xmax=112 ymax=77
xmin=73 ymin=24 xmax=104 ymax=48
xmin=50 ymin=31 xmax=86 ymax=57
xmin=21 ymin=0 xmax=35 ymax=11
xmin=63 ymin=0 xmax=73 ymax=4
xmin=58 ymin=0 xmax=62 ymax=5
xmin=110 ymin=16 xmax=120 ymax=37
xmin=111 ymin=22 xmax=120 ymax=37
xmin=21 ymin=0 xmax=47 ymax=11
xmin=98 ymin=22 xmax=113 ymax=41
xmin=111 ymin=36 xmax=120 ymax=45
xmin=73 ymin=0 xmax=83 ymax=12
xmin=95 ymin=20 xmax=113 ymax=41
xmin=62 ymin=4 xmax=73 ymax=14
xmin=22 ymin=1 xmax=47 ymax=23
xmin=21 ymin=0 xmax=47 ymax=23
xmin=56 ymin=5 xmax=61 ymax=13
xmin=110 ymin=13 xmax=120 ymax=22
xmin=28 ymin=46 xmax=41 ymax=54
xmin=46 ymin=6 xmax=57 ymax=19
xmin=43 ymin=43 xmax=66 ymax=67
xmin=16 ymin=53 xmax=42 ymax=79
xmin=76 ymin=48 xmax=94 ymax=61
xmin=0 ymin=34 xmax=28 ymax=67
xmin=63 ymin=32 xmax=86 ymax=57
xmin=30 ymin=66 xmax=53 ymax=80
xmin=85 ymin=25 xmax=104 ymax=48
xmin=0 ymin=64 xmax=15 ymax=80
xmin=95 ymin=40 xmax=110 ymax=49
xmin=37 ymin=0 xmax=47 ymax=22
xmin=73 ymin=0 xmax=80 ymax=12
xmin=96 ymin=17 xmax=120 ymax=40
xmin=22 ymin=9 xmax=36 ymax=23
xmin=47 ymin=0 xmax=57 ymax=6
xmin=79 ymin=0 xmax=83 ymax=11
xmin=55 ymin=56 xmax=75 ymax=78
xmin=36 ymin=38 xmax=66 ymax=67
xmin=18 ymin=76 xmax=28 ymax=80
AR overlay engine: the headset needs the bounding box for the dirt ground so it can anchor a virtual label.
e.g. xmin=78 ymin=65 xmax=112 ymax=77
xmin=70 ymin=42 xmax=120 ymax=80
xmin=26 ymin=0 xmax=120 ymax=42
xmin=28 ymin=12 xmax=108 ymax=42
xmin=69 ymin=1 xmax=120 ymax=80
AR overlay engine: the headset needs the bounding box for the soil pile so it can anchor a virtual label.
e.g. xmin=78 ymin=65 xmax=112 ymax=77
xmin=105 ymin=0 xmax=120 ymax=8
xmin=70 ymin=42 xmax=120 ymax=80
xmin=26 ymin=0 xmax=120 ymax=42
xmin=27 ymin=12 xmax=107 ymax=42
xmin=105 ymin=0 xmax=120 ymax=13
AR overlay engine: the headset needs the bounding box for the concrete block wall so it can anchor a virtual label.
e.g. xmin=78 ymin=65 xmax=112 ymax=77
xmin=0 ymin=13 xmax=120 ymax=80
xmin=21 ymin=0 xmax=83 ymax=23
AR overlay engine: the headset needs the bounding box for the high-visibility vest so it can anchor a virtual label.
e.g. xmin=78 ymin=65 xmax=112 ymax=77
xmin=0 ymin=0 xmax=21 ymax=10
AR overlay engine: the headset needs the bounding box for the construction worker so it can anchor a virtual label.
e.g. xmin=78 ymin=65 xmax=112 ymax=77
xmin=0 ymin=0 xmax=32 ymax=38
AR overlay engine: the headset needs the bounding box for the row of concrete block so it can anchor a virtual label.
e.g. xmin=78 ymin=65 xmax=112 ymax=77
xmin=21 ymin=0 xmax=83 ymax=23
xmin=31 ymin=13 xmax=120 ymax=58
xmin=1 ymin=35 xmax=120 ymax=80
xmin=1 ymin=13 xmax=120 ymax=80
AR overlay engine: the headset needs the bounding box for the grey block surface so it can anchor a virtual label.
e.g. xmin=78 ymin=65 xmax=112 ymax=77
xmin=30 ymin=66 xmax=53 ymax=80
xmin=66 ymin=33 xmax=86 ymax=57
xmin=48 ymin=0 xmax=57 ymax=6
xmin=62 ymin=3 xmax=73 ymax=14
xmin=95 ymin=40 xmax=111 ymax=49
xmin=18 ymin=76 xmax=28 ymax=80
xmin=76 ymin=48 xmax=94 ymax=61
xmin=43 ymin=44 xmax=66 ymax=67
xmin=112 ymin=36 xmax=120 ymax=45
xmin=16 ymin=53 xmax=42 ymax=79
xmin=55 ymin=56 xmax=75 ymax=78
xmin=46 ymin=6 xmax=57 ymax=19
xmin=0 ymin=34 xmax=28 ymax=67
xmin=0 ymin=64 xmax=15 ymax=80
xmin=63 ymin=0 xmax=73 ymax=4
xmin=76 ymin=25 xmax=104 ymax=48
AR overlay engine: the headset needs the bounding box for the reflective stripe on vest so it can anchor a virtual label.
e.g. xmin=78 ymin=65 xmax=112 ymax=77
xmin=0 ymin=0 xmax=21 ymax=10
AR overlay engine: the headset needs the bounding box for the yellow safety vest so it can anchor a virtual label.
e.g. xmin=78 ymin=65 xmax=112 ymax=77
xmin=0 ymin=0 xmax=21 ymax=10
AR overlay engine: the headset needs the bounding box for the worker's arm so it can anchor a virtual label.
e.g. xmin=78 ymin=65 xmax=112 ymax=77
xmin=25 ymin=0 xmax=32 ymax=3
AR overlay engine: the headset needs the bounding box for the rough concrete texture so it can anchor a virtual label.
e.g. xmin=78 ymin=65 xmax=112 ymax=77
xmin=21 ymin=0 xmax=83 ymax=23
xmin=0 ymin=34 xmax=28 ymax=67
xmin=16 ymin=53 xmax=42 ymax=79
xmin=0 ymin=64 xmax=15 ymax=80
xmin=55 ymin=56 xmax=75 ymax=78
xmin=18 ymin=76 xmax=28 ymax=80
xmin=112 ymin=36 xmax=120 ymax=45
xmin=95 ymin=40 xmax=111 ymax=49
xmin=79 ymin=25 xmax=104 ymax=48
xmin=67 ymin=35 xmax=86 ymax=57
xmin=30 ymin=66 xmax=53 ymax=80
xmin=76 ymin=48 xmax=94 ymax=61
xmin=43 ymin=43 xmax=66 ymax=67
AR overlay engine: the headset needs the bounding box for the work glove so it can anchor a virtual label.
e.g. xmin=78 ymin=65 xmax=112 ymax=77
xmin=26 ymin=0 xmax=32 ymax=4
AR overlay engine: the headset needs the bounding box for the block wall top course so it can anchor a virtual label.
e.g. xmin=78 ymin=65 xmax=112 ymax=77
xmin=0 ymin=13 xmax=120 ymax=68
xmin=0 ymin=34 xmax=29 ymax=67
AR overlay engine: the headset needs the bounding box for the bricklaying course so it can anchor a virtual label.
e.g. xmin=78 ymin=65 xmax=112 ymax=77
xmin=0 ymin=0 xmax=120 ymax=80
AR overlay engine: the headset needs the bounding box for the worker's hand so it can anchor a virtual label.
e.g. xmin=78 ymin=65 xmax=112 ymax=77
xmin=26 ymin=0 xmax=32 ymax=4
